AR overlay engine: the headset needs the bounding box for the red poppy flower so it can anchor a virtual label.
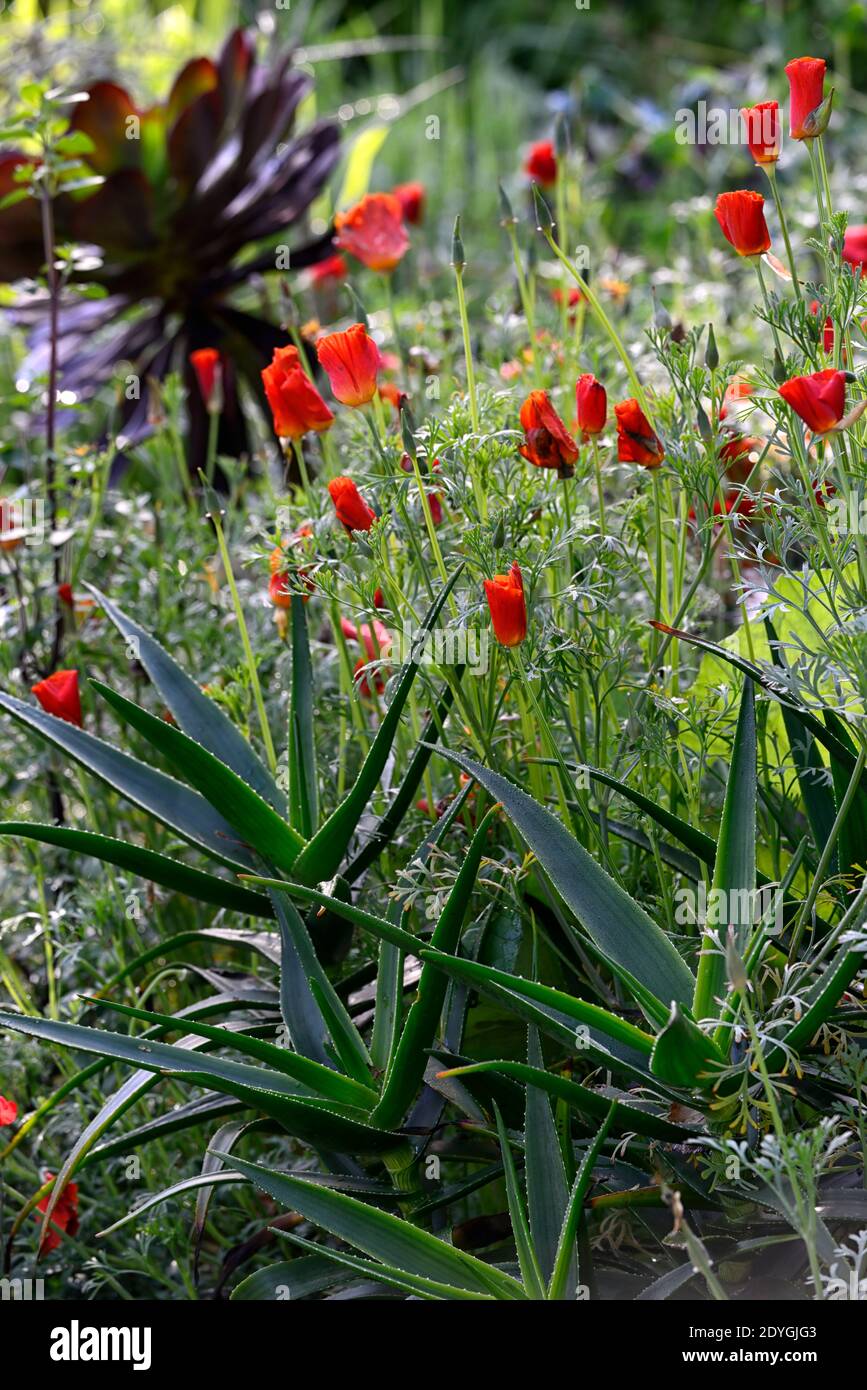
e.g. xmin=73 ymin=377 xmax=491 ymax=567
xmin=37 ymin=1175 xmax=79 ymax=1257
xmin=575 ymin=373 xmax=607 ymax=438
xmin=261 ymin=345 xmax=334 ymax=440
xmin=310 ymin=254 xmax=348 ymax=285
xmin=484 ymin=562 xmax=527 ymax=648
xmin=785 ymin=56 xmax=827 ymax=140
xmin=58 ymin=582 xmax=74 ymax=607
xmin=809 ymin=300 xmax=835 ymax=355
xmin=524 ymin=140 xmax=557 ymax=186
xmin=778 ymin=368 xmax=846 ymax=433
xmin=328 ymin=476 xmax=377 ymax=533
xmin=341 ymin=616 xmax=392 ymax=696
xmin=843 ymin=225 xmax=867 ymax=272
xmin=0 ymin=1094 xmax=17 ymax=1126
xmin=334 ymin=193 xmax=410 ymax=272
xmin=614 ymin=399 xmax=665 ymax=468
xmin=316 ymin=323 xmax=380 ymax=407
xmin=32 ymin=670 xmax=82 ymax=727
xmin=518 ymin=390 xmax=579 ymax=473
xmin=720 ymin=433 xmax=762 ymax=484
xmin=741 ymin=101 xmax=781 ymax=164
xmin=268 ymin=571 xmax=293 ymax=609
xmin=392 ymin=181 xmax=425 ymax=225
xmin=189 ymin=348 xmax=221 ymax=410
xmin=714 ymin=190 xmax=771 ymax=257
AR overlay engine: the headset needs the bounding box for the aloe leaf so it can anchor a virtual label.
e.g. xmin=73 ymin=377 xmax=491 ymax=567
xmin=0 ymin=822 xmax=271 ymax=916
xmin=220 ymin=1152 xmax=526 ymax=1299
xmin=0 ymin=692 xmax=255 ymax=869
xmin=780 ymin=883 xmax=867 ymax=1060
xmin=427 ymin=957 xmax=657 ymax=1086
xmin=230 ymin=1255 xmax=350 ymax=1301
xmin=431 ymin=748 xmax=695 ymax=1007
xmin=547 ymin=1101 xmax=618 ymax=1300
xmin=95 ymin=1170 xmax=249 ymax=1238
xmin=493 ymin=1103 xmax=547 ymax=1298
xmin=0 ymin=1011 xmax=400 ymax=1154
xmin=371 ymin=784 xmax=473 ymax=1076
xmin=650 ymin=1002 xmax=727 ymax=1089
xmin=524 ymin=1028 xmax=573 ymax=1289
xmin=372 ymin=806 xmax=498 ymax=1129
xmin=86 ymin=584 xmax=285 ymax=812
xmin=823 ymin=709 xmax=867 ymax=880
xmin=343 ymin=676 xmax=460 ymax=884
xmin=693 ymin=679 xmax=756 ymax=1021
xmin=83 ymin=996 xmax=377 ymax=1108
xmin=88 ymin=1096 xmax=246 ymax=1164
xmin=421 ymin=948 xmax=655 ymax=1056
xmin=273 ymin=1228 xmax=495 ymax=1300
xmin=269 ymin=888 xmax=371 ymax=1079
xmin=91 ymin=680 xmax=306 ymax=872
xmin=436 ymin=1059 xmax=693 ymax=1142
xmin=288 ymin=594 xmax=318 ymax=839
xmin=290 ymin=565 xmax=463 ymax=885
xmin=247 ymin=878 xmax=421 ymax=954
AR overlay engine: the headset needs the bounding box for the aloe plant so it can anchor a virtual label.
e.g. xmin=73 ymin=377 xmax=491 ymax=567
xmin=2 ymin=573 xmax=863 ymax=1295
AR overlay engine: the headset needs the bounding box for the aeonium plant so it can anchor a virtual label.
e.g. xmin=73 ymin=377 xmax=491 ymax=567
xmin=0 ymin=27 xmax=340 ymax=470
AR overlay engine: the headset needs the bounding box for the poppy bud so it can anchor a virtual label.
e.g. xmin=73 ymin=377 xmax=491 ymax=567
xmin=451 ymin=215 xmax=465 ymax=271
xmin=785 ymin=57 xmax=828 ymax=140
xmin=740 ymin=101 xmax=781 ymax=165
xmin=531 ymin=183 xmax=555 ymax=235
xmin=316 ymin=324 xmax=380 ymax=407
xmin=778 ymin=368 xmax=846 ymax=433
xmin=705 ymin=323 xmax=719 ymax=371
xmin=189 ymin=348 xmax=222 ymax=413
xmin=484 ymin=562 xmax=528 ymax=648
xmin=498 ymin=183 xmax=517 ymax=227
xmin=32 ymin=669 xmax=82 ymax=727
xmin=575 ymin=374 xmax=607 ymax=438
xmin=714 ymin=190 xmax=771 ymax=258
xmin=614 ymin=399 xmax=665 ymax=468
xmin=328 ymin=476 xmax=377 ymax=534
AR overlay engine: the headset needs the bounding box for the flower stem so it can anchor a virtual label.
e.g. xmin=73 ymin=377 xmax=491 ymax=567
xmin=210 ymin=508 xmax=278 ymax=774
